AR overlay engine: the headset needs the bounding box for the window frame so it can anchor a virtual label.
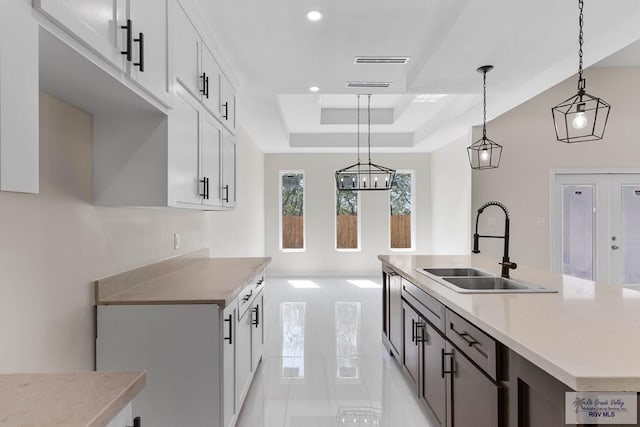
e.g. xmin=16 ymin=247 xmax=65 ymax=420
xmin=388 ymin=170 xmax=416 ymax=251
xmin=334 ymin=185 xmax=362 ymax=252
xmin=279 ymin=170 xmax=306 ymax=252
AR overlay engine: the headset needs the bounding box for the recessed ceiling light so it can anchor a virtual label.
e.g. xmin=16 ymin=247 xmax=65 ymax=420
xmin=413 ymin=94 xmax=448 ymax=103
xmin=309 ymin=86 xmax=320 ymax=92
xmin=306 ymin=10 xmax=322 ymax=21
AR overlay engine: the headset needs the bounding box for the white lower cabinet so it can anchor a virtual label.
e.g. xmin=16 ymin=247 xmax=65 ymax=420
xmin=96 ymin=283 xmax=265 ymax=427
xmin=105 ymin=402 xmax=135 ymax=427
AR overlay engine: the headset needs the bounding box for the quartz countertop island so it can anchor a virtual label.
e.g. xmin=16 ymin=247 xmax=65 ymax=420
xmin=379 ymin=254 xmax=640 ymax=391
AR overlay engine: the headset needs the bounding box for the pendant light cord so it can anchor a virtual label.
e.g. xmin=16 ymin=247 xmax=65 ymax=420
xmin=356 ymin=94 xmax=361 ymax=164
xmin=577 ymin=0 xmax=585 ymax=93
xmin=482 ymin=70 xmax=487 ymax=140
xmin=367 ymin=94 xmax=372 ymax=163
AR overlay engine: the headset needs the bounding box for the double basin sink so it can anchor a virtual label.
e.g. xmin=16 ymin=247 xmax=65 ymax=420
xmin=418 ymin=268 xmax=557 ymax=294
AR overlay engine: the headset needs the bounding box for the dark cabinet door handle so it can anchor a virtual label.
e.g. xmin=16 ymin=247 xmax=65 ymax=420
xmin=199 ymin=177 xmax=207 ymax=198
xmin=242 ymin=289 xmax=253 ymax=302
xmin=224 ymin=314 xmax=232 ymax=344
xmin=134 ymin=32 xmax=144 ymax=72
xmin=252 ymin=305 xmax=260 ymax=327
xmin=411 ymin=318 xmax=416 ymax=343
xmin=441 ymin=349 xmax=455 ymax=378
xmin=223 ymin=184 xmax=230 ymax=203
xmin=222 ymin=101 xmax=229 ymax=120
xmin=415 ymin=322 xmax=426 ymax=345
xmin=120 ymin=19 xmax=133 ymax=62
xmin=205 ymin=75 xmax=210 ymax=99
xmin=205 ymin=177 xmax=209 ymax=200
xmin=127 ymin=416 xmax=141 ymax=427
xmin=450 ymin=323 xmax=480 ymax=348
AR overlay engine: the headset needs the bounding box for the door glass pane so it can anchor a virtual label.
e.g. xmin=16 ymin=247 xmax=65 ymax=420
xmin=562 ymin=185 xmax=595 ymax=280
xmin=281 ymin=173 xmax=304 ymax=250
xmin=390 ymin=173 xmax=413 ymax=249
xmin=621 ymin=186 xmax=640 ymax=284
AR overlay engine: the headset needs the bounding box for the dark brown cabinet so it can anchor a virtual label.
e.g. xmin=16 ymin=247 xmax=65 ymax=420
xmin=402 ymin=302 xmax=421 ymax=389
xmin=383 ymin=267 xmax=403 ymax=359
xmin=446 ymin=342 xmax=503 ymax=427
xmin=422 ymin=323 xmax=447 ymax=426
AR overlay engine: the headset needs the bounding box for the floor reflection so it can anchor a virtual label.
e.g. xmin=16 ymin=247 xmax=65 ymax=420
xmin=236 ymin=277 xmax=437 ymax=427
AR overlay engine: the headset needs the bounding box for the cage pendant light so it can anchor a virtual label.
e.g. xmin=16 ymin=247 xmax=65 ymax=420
xmin=335 ymin=94 xmax=396 ymax=191
xmin=552 ymin=0 xmax=610 ymax=143
xmin=467 ymin=65 xmax=502 ymax=170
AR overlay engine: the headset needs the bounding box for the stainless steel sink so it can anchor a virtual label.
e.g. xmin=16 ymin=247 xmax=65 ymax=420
xmin=423 ymin=268 xmax=492 ymax=277
xmin=417 ymin=268 xmax=557 ymax=294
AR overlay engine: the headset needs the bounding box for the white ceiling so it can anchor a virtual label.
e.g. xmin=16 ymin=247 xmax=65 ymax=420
xmin=192 ymin=0 xmax=640 ymax=153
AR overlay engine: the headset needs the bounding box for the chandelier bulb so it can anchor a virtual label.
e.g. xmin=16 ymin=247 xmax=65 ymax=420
xmin=480 ymin=148 xmax=490 ymax=162
xmin=572 ymin=112 xmax=588 ymax=130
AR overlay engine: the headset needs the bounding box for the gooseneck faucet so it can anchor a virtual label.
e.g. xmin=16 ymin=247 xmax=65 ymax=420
xmin=472 ymin=201 xmax=518 ymax=278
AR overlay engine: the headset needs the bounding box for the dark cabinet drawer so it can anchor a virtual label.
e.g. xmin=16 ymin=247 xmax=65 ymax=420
xmin=402 ymin=279 xmax=445 ymax=333
xmin=445 ymin=309 xmax=500 ymax=381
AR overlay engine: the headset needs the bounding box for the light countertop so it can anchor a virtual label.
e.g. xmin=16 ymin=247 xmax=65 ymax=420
xmin=95 ymin=251 xmax=271 ymax=306
xmin=379 ymin=254 xmax=640 ymax=392
xmin=0 ymin=371 xmax=146 ymax=427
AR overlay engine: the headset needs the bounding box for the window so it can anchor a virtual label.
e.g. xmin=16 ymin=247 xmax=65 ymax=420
xmin=390 ymin=172 xmax=414 ymax=249
xmin=336 ymin=189 xmax=360 ymax=250
xmin=280 ymin=172 xmax=305 ymax=251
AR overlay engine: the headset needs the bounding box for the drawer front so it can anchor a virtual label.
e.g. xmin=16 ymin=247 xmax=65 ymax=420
xmin=445 ymin=309 xmax=499 ymax=381
xmin=402 ymin=279 xmax=445 ymax=332
xmin=253 ymin=271 xmax=265 ymax=294
xmin=238 ymin=283 xmax=255 ymax=318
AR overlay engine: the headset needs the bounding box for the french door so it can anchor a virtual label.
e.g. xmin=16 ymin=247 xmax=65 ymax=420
xmin=552 ymin=172 xmax=640 ymax=285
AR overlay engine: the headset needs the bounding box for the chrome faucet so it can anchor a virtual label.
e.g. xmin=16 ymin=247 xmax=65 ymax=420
xmin=472 ymin=201 xmax=517 ymax=278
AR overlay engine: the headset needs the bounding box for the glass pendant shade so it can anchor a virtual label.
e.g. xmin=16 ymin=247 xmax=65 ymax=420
xmin=552 ymin=90 xmax=611 ymax=143
xmin=551 ymin=0 xmax=610 ymax=143
xmin=467 ymin=136 xmax=503 ymax=170
xmin=335 ymin=94 xmax=396 ymax=191
xmin=467 ymin=65 xmax=501 ymax=170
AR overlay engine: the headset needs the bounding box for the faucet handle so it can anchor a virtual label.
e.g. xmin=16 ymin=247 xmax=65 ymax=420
xmin=499 ymin=260 xmax=517 ymax=270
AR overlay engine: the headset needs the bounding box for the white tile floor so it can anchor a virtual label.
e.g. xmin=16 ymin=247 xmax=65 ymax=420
xmin=235 ymin=277 xmax=439 ymax=427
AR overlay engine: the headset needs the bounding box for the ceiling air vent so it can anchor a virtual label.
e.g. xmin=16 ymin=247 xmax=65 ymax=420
xmin=354 ymin=56 xmax=410 ymax=64
xmin=346 ymin=81 xmax=391 ymax=89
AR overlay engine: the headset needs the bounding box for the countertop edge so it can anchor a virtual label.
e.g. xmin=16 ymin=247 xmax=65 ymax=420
xmin=88 ymin=371 xmax=147 ymax=427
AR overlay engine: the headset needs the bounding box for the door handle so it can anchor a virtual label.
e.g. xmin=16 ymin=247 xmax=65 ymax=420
xmin=252 ymin=305 xmax=260 ymax=327
xmin=415 ymin=322 xmax=426 ymax=345
xmin=223 ymin=184 xmax=230 ymax=203
xmin=411 ymin=319 xmax=416 ymax=343
xmin=224 ymin=314 xmax=232 ymax=344
xmin=120 ymin=19 xmax=133 ymax=62
xmin=200 ymin=72 xmax=207 ymax=97
xmin=127 ymin=417 xmax=141 ymax=427
xmin=134 ymin=32 xmax=144 ymax=72
xmin=441 ymin=349 xmax=455 ymax=378
xmin=612 ymin=245 xmax=620 ymax=250
xmin=222 ymin=101 xmax=229 ymax=120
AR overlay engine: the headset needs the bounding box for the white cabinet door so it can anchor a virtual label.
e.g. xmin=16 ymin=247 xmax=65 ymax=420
xmin=235 ymin=305 xmax=252 ymax=409
xmin=168 ymin=86 xmax=201 ymax=207
xmin=201 ymin=113 xmax=222 ymax=207
xmin=127 ymin=0 xmax=168 ymax=103
xmin=34 ymin=0 xmax=127 ymax=71
xmin=0 ymin=0 xmax=39 ymax=193
xmin=250 ymin=291 xmax=264 ymax=371
xmin=219 ymin=74 xmax=236 ymax=131
xmin=201 ymin=45 xmax=221 ymax=118
xmin=105 ymin=402 xmax=133 ymax=427
xmin=221 ymin=131 xmax=236 ymax=208
xmin=172 ymin=1 xmax=201 ymax=100
xmin=222 ymin=303 xmax=236 ymax=427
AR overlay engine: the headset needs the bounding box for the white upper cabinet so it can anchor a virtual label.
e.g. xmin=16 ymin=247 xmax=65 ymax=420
xmin=127 ymin=0 xmax=169 ymax=104
xmin=220 ymin=74 xmax=236 ymax=132
xmin=201 ymin=114 xmax=223 ymax=207
xmin=201 ymin=46 xmax=222 ymax=119
xmin=1 ymin=0 xmax=39 ymax=193
xmin=172 ymin=1 xmax=201 ymax=100
xmin=221 ymin=130 xmax=236 ymax=208
xmin=34 ymin=0 xmax=127 ymax=72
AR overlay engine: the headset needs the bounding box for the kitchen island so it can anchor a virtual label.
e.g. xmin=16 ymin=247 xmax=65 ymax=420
xmin=380 ymin=254 xmax=640 ymax=427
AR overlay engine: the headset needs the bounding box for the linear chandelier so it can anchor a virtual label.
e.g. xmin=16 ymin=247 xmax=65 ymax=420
xmin=467 ymin=65 xmax=502 ymax=170
xmin=551 ymin=0 xmax=610 ymax=143
xmin=335 ymin=94 xmax=396 ymax=191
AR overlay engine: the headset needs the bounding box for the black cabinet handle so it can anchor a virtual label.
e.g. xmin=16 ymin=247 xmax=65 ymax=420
xmin=411 ymin=319 xmax=416 ymax=343
xmin=450 ymin=323 xmax=480 ymax=348
xmin=223 ymin=184 xmax=230 ymax=203
xmin=252 ymin=305 xmax=260 ymax=328
xmin=127 ymin=417 xmax=141 ymax=427
xmin=120 ymin=19 xmax=132 ymax=62
xmin=205 ymin=177 xmax=209 ymax=200
xmin=257 ymin=278 xmax=264 ymax=285
xmin=224 ymin=314 xmax=232 ymax=344
xmin=415 ymin=322 xmax=426 ymax=345
xmin=205 ymin=75 xmax=210 ymax=99
xmin=200 ymin=73 xmax=208 ymax=98
xmin=200 ymin=177 xmax=207 ymax=199
xmin=441 ymin=349 xmax=455 ymax=378
xmin=134 ymin=32 xmax=144 ymax=72
xmin=242 ymin=290 xmax=253 ymax=302
xmin=222 ymin=101 xmax=229 ymax=120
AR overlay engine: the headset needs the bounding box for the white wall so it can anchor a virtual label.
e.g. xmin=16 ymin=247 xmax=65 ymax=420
xmin=472 ymin=67 xmax=640 ymax=270
xmin=209 ymin=125 xmax=265 ymax=256
xmin=0 ymin=93 xmax=265 ymax=372
xmin=265 ymin=153 xmax=431 ymax=276
xmin=430 ymin=132 xmax=472 ymax=254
